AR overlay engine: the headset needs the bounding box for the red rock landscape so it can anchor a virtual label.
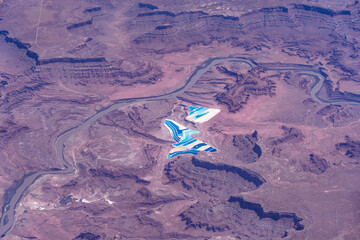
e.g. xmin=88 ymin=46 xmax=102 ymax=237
xmin=0 ymin=0 xmax=360 ymax=239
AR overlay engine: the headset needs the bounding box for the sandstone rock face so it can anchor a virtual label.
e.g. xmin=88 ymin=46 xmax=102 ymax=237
xmin=167 ymin=157 xmax=303 ymax=239
xmin=336 ymin=136 xmax=360 ymax=160
xmin=73 ymin=232 xmax=100 ymax=240
xmin=316 ymin=104 xmax=360 ymax=127
xmin=232 ymin=131 xmax=262 ymax=162
xmin=215 ymin=67 xmax=277 ymax=113
xmin=301 ymin=153 xmax=330 ymax=175
xmin=179 ymin=199 xmax=301 ymax=239
xmin=164 ymin=157 xmax=265 ymax=197
xmin=272 ymin=126 xmax=305 ymax=145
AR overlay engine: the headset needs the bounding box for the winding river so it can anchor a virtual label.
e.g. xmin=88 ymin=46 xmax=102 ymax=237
xmin=0 ymin=56 xmax=358 ymax=237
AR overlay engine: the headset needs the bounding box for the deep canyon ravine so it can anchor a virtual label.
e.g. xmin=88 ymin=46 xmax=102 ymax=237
xmin=0 ymin=56 xmax=358 ymax=237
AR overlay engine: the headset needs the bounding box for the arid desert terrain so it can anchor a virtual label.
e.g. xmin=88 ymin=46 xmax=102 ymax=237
xmin=0 ymin=0 xmax=360 ymax=239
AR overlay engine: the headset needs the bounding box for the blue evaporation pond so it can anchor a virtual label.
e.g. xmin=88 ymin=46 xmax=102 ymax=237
xmin=164 ymin=119 xmax=217 ymax=158
xmin=168 ymin=149 xmax=200 ymax=158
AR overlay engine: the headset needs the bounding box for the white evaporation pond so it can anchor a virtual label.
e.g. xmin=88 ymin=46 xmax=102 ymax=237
xmin=186 ymin=106 xmax=220 ymax=123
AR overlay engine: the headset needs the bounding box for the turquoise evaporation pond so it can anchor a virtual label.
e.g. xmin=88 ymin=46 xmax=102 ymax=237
xmin=164 ymin=119 xmax=217 ymax=159
xmin=186 ymin=105 xmax=221 ymax=124
xmin=188 ymin=106 xmax=209 ymax=118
